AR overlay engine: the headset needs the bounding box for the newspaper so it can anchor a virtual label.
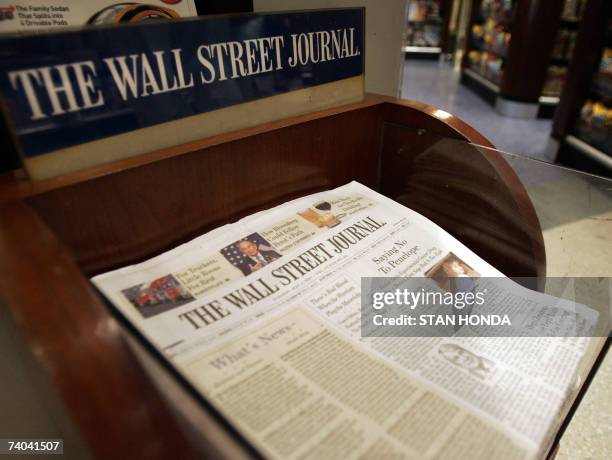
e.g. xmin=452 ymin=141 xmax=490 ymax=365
xmin=92 ymin=182 xmax=597 ymax=460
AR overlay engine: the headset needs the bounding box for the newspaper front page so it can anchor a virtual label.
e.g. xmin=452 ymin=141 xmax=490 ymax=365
xmin=92 ymin=182 xmax=595 ymax=460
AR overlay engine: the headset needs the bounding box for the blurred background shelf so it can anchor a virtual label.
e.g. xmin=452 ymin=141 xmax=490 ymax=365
xmin=460 ymin=0 xmax=587 ymax=119
xmin=403 ymin=0 xmax=452 ymax=59
xmin=552 ymin=0 xmax=612 ymax=177
xmin=403 ymin=45 xmax=443 ymax=54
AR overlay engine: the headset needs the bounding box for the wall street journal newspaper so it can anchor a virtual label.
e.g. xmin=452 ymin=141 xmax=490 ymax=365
xmin=92 ymin=182 xmax=603 ymax=459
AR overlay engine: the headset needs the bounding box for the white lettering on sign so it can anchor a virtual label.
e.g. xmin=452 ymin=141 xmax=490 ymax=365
xmin=7 ymin=27 xmax=361 ymax=121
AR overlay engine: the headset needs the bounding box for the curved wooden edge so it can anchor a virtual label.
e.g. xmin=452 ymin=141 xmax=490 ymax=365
xmin=379 ymin=97 xmax=496 ymax=148
xmin=378 ymin=99 xmax=546 ymax=280
xmin=472 ymin=145 xmax=547 ymax=281
xmin=0 ymin=201 xmax=201 ymax=459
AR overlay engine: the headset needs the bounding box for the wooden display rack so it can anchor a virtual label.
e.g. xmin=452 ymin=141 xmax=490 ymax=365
xmin=0 ymin=95 xmax=546 ymax=458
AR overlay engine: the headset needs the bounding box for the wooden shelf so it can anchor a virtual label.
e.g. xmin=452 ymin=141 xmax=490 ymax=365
xmin=0 ymin=95 xmax=548 ymax=459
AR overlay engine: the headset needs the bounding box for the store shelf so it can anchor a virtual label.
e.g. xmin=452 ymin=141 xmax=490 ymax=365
xmin=539 ymin=95 xmax=560 ymax=105
xmin=407 ymin=18 xmax=443 ymax=25
xmin=404 ymin=0 xmax=450 ymax=56
xmin=462 ymin=68 xmax=559 ymax=117
xmin=463 ymin=68 xmax=500 ymax=93
xmin=550 ymin=57 xmax=570 ymax=66
xmin=474 ymin=17 xmax=512 ymax=27
xmin=463 ymin=0 xmax=572 ymax=120
xmin=552 ymin=0 xmax=612 ymax=177
xmin=538 ymin=95 xmax=560 ymax=118
xmin=560 ymin=18 xmax=580 ymax=29
xmin=402 ymin=46 xmax=442 ymax=54
xmin=565 ymin=135 xmax=612 ymax=170
xmin=471 ymin=41 xmax=508 ymax=59
xmin=592 ymin=73 xmax=612 ymax=98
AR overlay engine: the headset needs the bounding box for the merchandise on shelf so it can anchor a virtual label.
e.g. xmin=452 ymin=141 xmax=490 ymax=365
xmin=407 ymin=0 xmax=441 ymax=22
xmin=467 ymin=50 xmax=504 ymax=85
xmin=405 ymin=24 xmax=442 ymax=47
xmin=480 ymin=0 xmax=513 ymax=24
xmin=595 ymin=49 xmax=612 ymax=97
xmin=561 ymin=0 xmax=586 ymax=21
xmin=542 ymin=66 xmax=567 ymax=96
xmin=567 ymin=31 xmax=578 ymax=59
xmin=424 ymin=0 xmax=440 ymax=19
xmin=471 ymin=19 xmax=510 ymax=57
xmin=593 ymin=73 xmax=612 ymax=99
xmin=405 ymin=0 xmax=443 ymax=47
xmin=600 ymin=48 xmax=612 ymax=75
xmin=577 ymin=99 xmax=612 ymax=154
xmin=552 ymin=29 xmax=578 ymax=61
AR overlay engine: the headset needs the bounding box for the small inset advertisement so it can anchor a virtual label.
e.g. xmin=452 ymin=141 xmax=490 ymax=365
xmin=0 ymin=1 xmax=197 ymax=32
xmin=298 ymin=199 xmax=345 ymax=229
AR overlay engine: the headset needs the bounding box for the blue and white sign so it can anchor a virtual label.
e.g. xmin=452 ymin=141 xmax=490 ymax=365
xmin=0 ymin=9 xmax=364 ymax=158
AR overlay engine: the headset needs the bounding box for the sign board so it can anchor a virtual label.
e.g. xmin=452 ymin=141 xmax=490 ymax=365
xmin=0 ymin=9 xmax=364 ymax=179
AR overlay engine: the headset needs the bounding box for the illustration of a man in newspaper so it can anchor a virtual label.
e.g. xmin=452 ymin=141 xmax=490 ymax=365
xmin=221 ymin=233 xmax=282 ymax=276
xmin=237 ymin=239 xmax=281 ymax=274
